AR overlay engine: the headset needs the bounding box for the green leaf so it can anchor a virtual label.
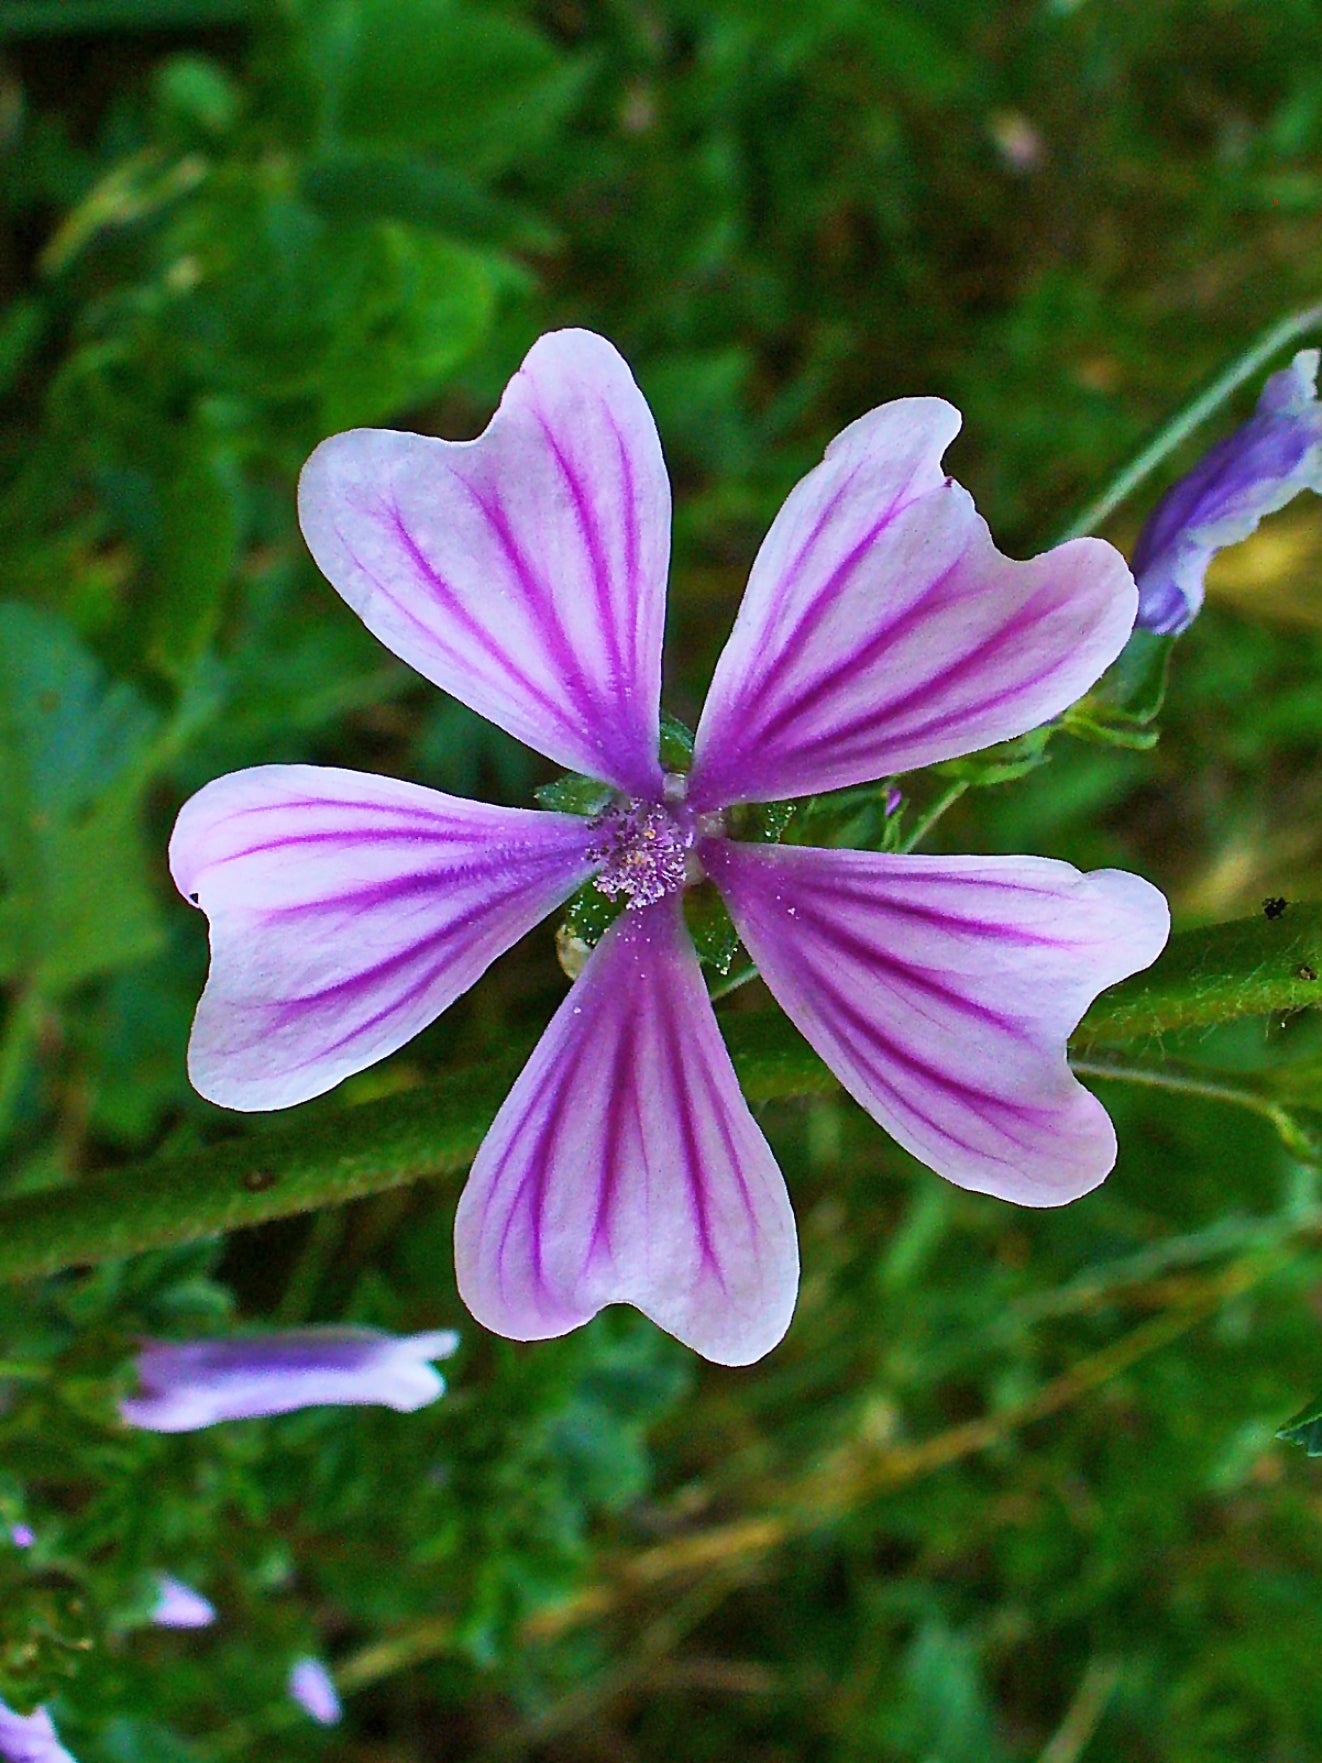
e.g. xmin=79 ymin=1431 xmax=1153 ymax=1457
xmin=302 ymin=148 xmax=552 ymax=250
xmin=0 ymin=604 xmax=163 ymax=994
xmin=534 ymin=773 xmax=615 ymax=816
xmin=935 ymin=724 xmax=1053 ymax=786
xmin=329 ymin=0 xmax=589 ymax=172
xmin=685 ymin=883 xmax=741 ymax=976
xmin=1075 ymin=906 xmax=1322 ymax=1049
xmin=1063 ymin=630 xmax=1174 ymax=751
xmin=659 ymin=712 xmax=695 ymax=774
xmin=1278 ymin=1395 xmax=1322 ymax=1457
xmin=318 ymin=223 xmax=497 ymax=430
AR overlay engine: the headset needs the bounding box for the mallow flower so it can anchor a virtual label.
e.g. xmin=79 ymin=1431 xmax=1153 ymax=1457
xmin=1133 ymin=346 xmax=1322 ymax=634
xmin=150 ymin=1575 xmax=217 ymax=1629
xmin=172 ymin=329 xmax=1169 ymax=1367
xmin=0 ymin=1700 xmax=77 ymax=1763
xmin=288 ymin=1658 xmax=342 ymax=1727
xmin=120 ymin=1328 xmax=459 ymax=1430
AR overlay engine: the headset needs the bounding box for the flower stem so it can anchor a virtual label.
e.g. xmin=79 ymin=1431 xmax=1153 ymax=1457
xmin=1055 ymin=300 xmax=1322 ymax=544
xmin=1070 ymin=1051 xmax=1317 ymax=1158
xmin=0 ymin=909 xmax=1313 ymax=1286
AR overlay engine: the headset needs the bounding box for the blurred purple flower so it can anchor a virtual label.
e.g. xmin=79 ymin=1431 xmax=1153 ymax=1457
xmin=172 ymin=329 xmax=1168 ymax=1367
xmin=120 ymin=1328 xmax=459 ymax=1431
xmin=9 ymin=1525 xmax=33 ymax=1549
xmin=1133 ymin=347 xmax=1322 ymax=634
xmin=288 ymin=1658 xmax=342 ymax=1727
xmin=151 ymin=1575 xmax=216 ymax=1628
xmin=0 ymin=1700 xmax=76 ymax=1763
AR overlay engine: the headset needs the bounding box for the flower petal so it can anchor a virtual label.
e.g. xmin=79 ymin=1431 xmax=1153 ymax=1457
xmin=171 ymin=764 xmax=599 ymax=1110
xmin=289 ymin=1660 xmax=343 ymax=1727
xmin=0 ymin=1702 xmax=77 ymax=1763
xmin=1133 ymin=347 xmax=1322 ymax=633
xmin=688 ymin=399 xmax=1135 ymax=808
xmin=454 ymin=897 xmax=798 ymax=1365
xmin=704 ymin=840 xmax=1169 ymax=1204
xmin=120 ymin=1328 xmax=460 ymax=1431
xmin=151 ymin=1576 xmax=217 ymax=1629
xmin=298 ymin=329 xmax=670 ymax=794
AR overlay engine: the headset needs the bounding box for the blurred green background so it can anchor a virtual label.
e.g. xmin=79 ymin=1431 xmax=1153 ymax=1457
xmin=2 ymin=0 xmax=1322 ymax=1758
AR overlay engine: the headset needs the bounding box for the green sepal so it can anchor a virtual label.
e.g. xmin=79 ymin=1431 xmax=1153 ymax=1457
xmin=1063 ymin=628 xmax=1174 ymax=750
xmin=725 ymin=800 xmax=796 ymax=843
xmin=1277 ymin=1394 xmax=1322 ymax=1456
xmin=534 ymin=773 xmax=615 ymax=816
xmin=935 ymin=725 xmax=1053 ymax=787
xmin=659 ymin=711 xmax=695 ymax=774
xmin=685 ymin=883 xmax=742 ymax=976
xmin=561 ymin=878 xmax=625 ymax=948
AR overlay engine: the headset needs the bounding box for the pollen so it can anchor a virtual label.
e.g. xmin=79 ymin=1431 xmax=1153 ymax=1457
xmin=588 ymin=798 xmax=693 ymax=909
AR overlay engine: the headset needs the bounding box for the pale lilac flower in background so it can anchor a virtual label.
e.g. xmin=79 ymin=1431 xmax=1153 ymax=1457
xmin=0 ymin=1700 xmax=77 ymax=1763
xmin=171 ymin=329 xmax=1169 ymax=1367
xmin=288 ymin=1658 xmax=342 ymax=1727
xmin=120 ymin=1328 xmax=459 ymax=1431
xmin=1133 ymin=347 xmax=1322 ymax=633
xmin=151 ymin=1575 xmax=216 ymax=1629
xmin=9 ymin=1524 xmax=33 ymax=1549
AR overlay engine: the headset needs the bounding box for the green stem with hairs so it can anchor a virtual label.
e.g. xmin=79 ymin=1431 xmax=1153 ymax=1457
xmin=0 ymin=910 xmax=1315 ymax=1285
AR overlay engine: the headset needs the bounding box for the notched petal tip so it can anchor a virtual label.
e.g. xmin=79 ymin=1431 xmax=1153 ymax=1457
xmin=455 ymin=899 xmax=799 ymax=1367
xmin=297 ymin=328 xmax=670 ymax=793
xmin=691 ymin=398 xmax=1138 ymax=809
xmin=705 ymin=841 xmax=1168 ymax=1208
xmin=170 ymin=764 xmax=598 ymax=1113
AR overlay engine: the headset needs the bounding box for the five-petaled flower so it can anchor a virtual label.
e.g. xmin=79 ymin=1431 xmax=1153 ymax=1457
xmin=1133 ymin=347 xmax=1322 ymax=634
xmin=172 ymin=330 xmax=1169 ymax=1366
xmin=120 ymin=1328 xmax=459 ymax=1430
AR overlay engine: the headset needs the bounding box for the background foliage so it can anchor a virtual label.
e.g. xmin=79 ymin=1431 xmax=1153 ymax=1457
xmin=3 ymin=1 xmax=1322 ymax=1757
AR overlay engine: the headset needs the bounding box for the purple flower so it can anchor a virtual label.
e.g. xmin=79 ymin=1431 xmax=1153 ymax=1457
xmin=0 ymin=1701 xmax=77 ymax=1763
xmin=288 ymin=1658 xmax=342 ymax=1727
xmin=1133 ymin=347 xmax=1322 ymax=634
xmin=151 ymin=1574 xmax=217 ymax=1628
xmin=171 ymin=330 xmax=1169 ymax=1366
xmin=9 ymin=1525 xmax=34 ymax=1549
xmin=120 ymin=1328 xmax=459 ymax=1431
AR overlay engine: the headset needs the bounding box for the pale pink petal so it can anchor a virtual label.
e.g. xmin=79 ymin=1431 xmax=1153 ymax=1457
xmin=298 ymin=330 xmax=669 ymax=795
xmin=703 ymin=840 xmax=1169 ymax=1203
xmin=171 ymin=765 xmax=599 ymax=1111
xmin=0 ymin=1700 xmax=76 ymax=1763
xmin=454 ymin=897 xmax=798 ymax=1366
xmin=121 ymin=1328 xmax=459 ymax=1430
xmin=688 ymin=400 xmax=1136 ymax=809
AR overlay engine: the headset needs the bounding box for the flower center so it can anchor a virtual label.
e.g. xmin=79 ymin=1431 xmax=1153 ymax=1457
xmin=587 ymin=775 xmax=722 ymax=910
